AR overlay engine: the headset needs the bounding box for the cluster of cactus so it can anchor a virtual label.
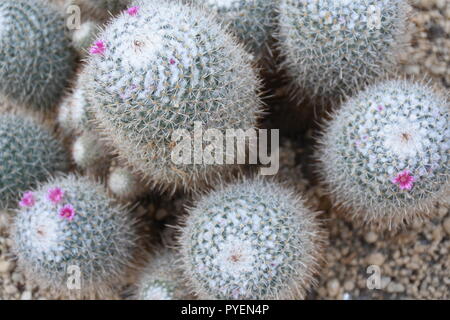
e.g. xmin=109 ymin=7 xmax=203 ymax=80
xmin=0 ymin=114 xmax=69 ymax=209
xmin=317 ymin=80 xmax=449 ymax=228
xmin=136 ymin=250 xmax=192 ymax=300
xmin=12 ymin=175 xmax=139 ymax=297
xmin=1 ymin=0 xmax=448 ymax=302
xmin=84 ymin=0 xmax=262 ymax=192
xmin=0 ymin=0 xmax=75 ymax=111
xmin=277 ymin=0 xmax=410 ymax=103
xmin=189 ymin=0 xmax=277 ymax=60
xmin=179 ymin=178 xmax=323 ymax=299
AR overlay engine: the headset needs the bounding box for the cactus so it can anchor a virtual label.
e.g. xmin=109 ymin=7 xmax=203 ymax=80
xmin=107 ymin=166 xmax=143 ymax=199
xmin=0 ymin=115 xmax=69 ymax=209
xmin=12 ymin=175 xmax=139 ymax=297
xmin=72 ymin=131 xmax=106 ymax=169
xmin=136 ymin=250 xmax=192 ymax=300
xmin=58 ymin=73 xmax=94 ymax=134
xmin=85 ymin=0 xmax=262 ymax=193
xmin=277 ymin=0 xmax=410 ymax=103
xmin=191 ymin=0 xmax=277 ymax=59
xmin=72 ymin=21 xmax=99 ymax=56
xmin=317 ymin=79 xmax=449 ymax=229
xmin=178 ymin=178 xmax=323 ymax=299
xmin=0 ymin=0 xmax=75 ymax=111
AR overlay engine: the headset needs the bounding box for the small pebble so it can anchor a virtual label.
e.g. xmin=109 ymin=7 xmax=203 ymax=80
xmin=367 ymin=253 xmax=385 ymax=266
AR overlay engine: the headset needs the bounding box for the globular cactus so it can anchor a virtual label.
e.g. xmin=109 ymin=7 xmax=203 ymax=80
xmin=72 ymin=131 xmax=106 ymax=169
xmin=0 ymin=114 xmax=69 ymax=209
xmin=71 ymin=21 xmax=99 ymax=56
xmin=85 ymin=0 xmax=262 ymax=193
xmin=0 ymin=0 xmax=75 ymax=111
xmin=277 ymin=0 xmax=410 ymax=103
xmin=317 ymin=80 xmax=449 ymax=229
xmin=136 ymin=250 xmax=192 ymax=300
xmin=178 ymin=178 xmax=323 ymax=299
xmin=12 ymin=175 xmax=140 ymax=297
xmin=191 ymin=0 xmax=277 ymax=59
xmin=58 ymin=73 xmax=94 ymax=134
xmin=107 ymin=167 xmax=143 ymax=200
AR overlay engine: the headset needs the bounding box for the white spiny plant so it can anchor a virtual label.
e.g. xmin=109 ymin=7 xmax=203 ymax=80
xmin=179 ymin=177 xmax=323 ymax=299
xmin=317 ymin=79 xmax=449 ymax=229
xmin=12 ymin=175 xmax=140 ymax=297
xmin=72 ymin=131 xmax=106 ymax=169
xmin=107 ymin=166 xmax=143 ymax=199
xmin=191 ymin=0 xmax=277 ymax=59
xmin=85 ymin=0 xmax=262 ymax=193
xmin=0 ymin=0 xmax=75 ymax=111
xmin=277 ymin=0 xmax=410 ymax=103
xmin=58 ymin=73 xmax=94 ymax=134
xmin=71 ymin=21 xmax=99 ymax=56
xmin=136 ymin=250 xmax=192 ymax=300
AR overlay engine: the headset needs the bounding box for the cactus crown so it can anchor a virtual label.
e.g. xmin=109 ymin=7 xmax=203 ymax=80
xmin=277 ymin=0 xmax=410 ymax=102
xmin=85 ymin=0 xmax=262 ymax=192
xmin=179 ymin=178 xmax=323 ymax=299
xmin=12 ymin=175 xmax=139 ymax=297
xmin=0 ymin=114 xmax=68 ymax=209
xmin=317 ymin=79 xmax=449 ymax=228
xmin=0 ymin=0 xmax=74 ymax=110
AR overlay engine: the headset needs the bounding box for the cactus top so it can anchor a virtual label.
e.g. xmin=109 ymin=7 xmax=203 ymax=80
xmin=318 ymin=80 xmax=449 ymax=227
xmin=278 ymin=0 xmax=409 ymax=100
xmin=180 ymin=178 xmax=322 ymax=299
xmin=85 ymin=0 xmax=261 ymax=191
xmin=13 ymin=175 xmax=138 ymax=296
xmin=0 ymin=0 xmax=74 ymax=110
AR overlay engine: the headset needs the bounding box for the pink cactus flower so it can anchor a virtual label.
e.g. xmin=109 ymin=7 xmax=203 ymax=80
xmin=19 ymin=191 xmax=35 ymax=208
xmin=90 ymin=40 xmax=106 ymax=55
xmin=391 ymin=170 xmax=416 ymax=190
xmin=127 ymin=6 xmax=139 ymax=16
xmin=48 ymin=187 xmax=64 ymax=204
xmin=169 ymin=58 xmax=176 ymax=65
xmin=59 ymin=204 xmax=76 ymax=221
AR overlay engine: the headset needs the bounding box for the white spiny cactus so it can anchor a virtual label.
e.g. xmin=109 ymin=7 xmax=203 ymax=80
xmin=277 ymin=0 xmax=410 ymax=103
xmin=317 ymin=79 xmax=449 ymax=229
xmin=12 ymin=175 xmax=140 ymax=297
xmin=179 ymin=177 xmax=323 ymax=299
xmin=85 ymin=0 xmax=262 ymax=193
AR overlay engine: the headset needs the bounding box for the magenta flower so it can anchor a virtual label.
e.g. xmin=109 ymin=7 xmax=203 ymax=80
xmin=169 ymin=58 xmax=176 ymax=65
xmin=391 ymin=170 xmax=416 ymax=190
xmin=59 ymin=204 xmax=76 ymax=221
xmin=19 ymin=191 xmax=35 ymax=208
xmin=48 ymin=187 xmax=64 ymax=204
xmin=127 ymin=6 xmax=139 ymax=16
xmin=377 ymin=105 xmax=384 ymax=111
xmin=90 ymin=40 xmax=106 ymax=55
